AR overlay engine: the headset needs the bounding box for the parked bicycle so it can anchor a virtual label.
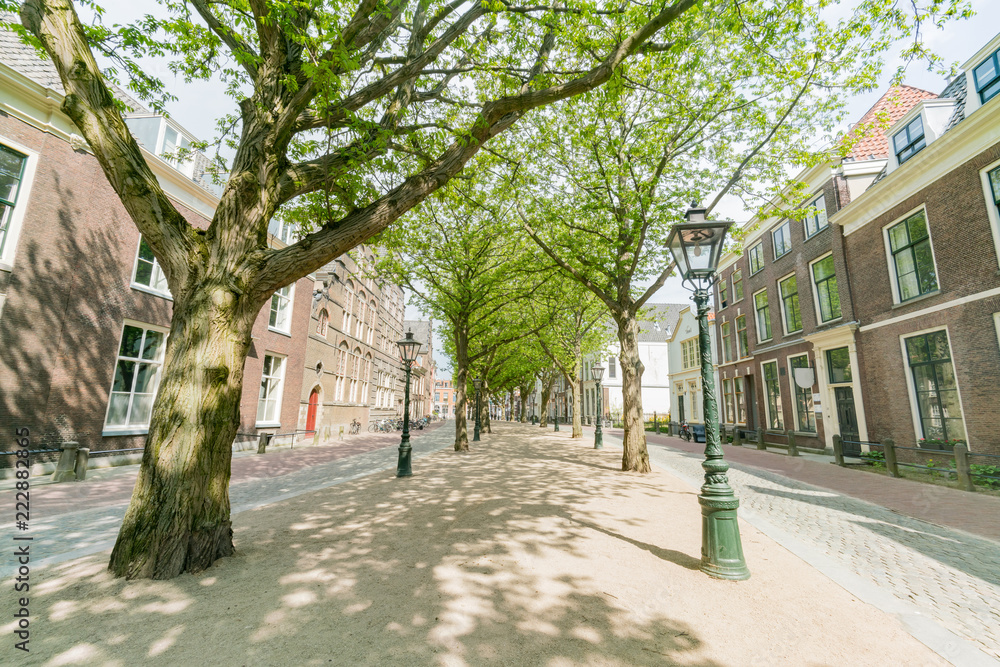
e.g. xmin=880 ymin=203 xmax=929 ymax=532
xmin=679 ymin=421 xmax=693 ymax=442
xmin=349 ymin=419 xmax=361 ymax=435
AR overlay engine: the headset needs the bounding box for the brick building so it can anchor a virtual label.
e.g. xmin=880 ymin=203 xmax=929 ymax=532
xmin=0 ymin=32 xmax=311 ymax=456
xmin=434 ymin=379 xmax=457 ymax=418
xmin=835 ymin=32 xmax=1000 ymax=456
xmin=297 ymin=246 xmax=407 ymax=438
xmin=403 ymin=319 xmax=434 ymax=420
xmin=714 ymin=85 xmax=933 ymax=452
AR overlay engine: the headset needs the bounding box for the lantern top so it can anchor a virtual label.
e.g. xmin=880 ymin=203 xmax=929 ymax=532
xmin=396 ymin=329 xmax=421 ymax=363
xmin=591 ymin=363 xmax=605 ymax=381
xmin=666 ymin=205 xmax=731 ymax=284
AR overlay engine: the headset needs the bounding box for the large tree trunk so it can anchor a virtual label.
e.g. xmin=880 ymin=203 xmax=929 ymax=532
xmin=616 ymin=312 xmax=650 ymax=472
xmin=539 ymin=378 xmax=552 ymax=427
xmin=571 ymin=375 xmax=583 ymax=438
xmin=109 ymin=286 xmax=257 ymax=579
xmin=483 ymin=392 xmax=492 ymax=433
xmin=453 ymin=333 xmax=470 ymax=451
xmin=519 ymin=382 xmax=530 ymax=422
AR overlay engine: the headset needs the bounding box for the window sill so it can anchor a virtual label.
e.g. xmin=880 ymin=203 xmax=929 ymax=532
xmin=255 ymin=421 xmax=281 ymax=429
xmin=816 ymin=316 xmax=843 ymax=327
xmin=804 ymin=227 xmax=830 ymax=242
xmin=773 ymin=250 xmax=791 ymax=261
xmin=792 ymin=430 xmax=819 ymax=437
xmin=892 ymin=289 xmax=941 ymax=309
xmin=783 ymin=329 xmax=804 ymax=337
xmin=267 ymin=326 xmax=292 ymax=337
xmin=130 ymin=283 xmax=173 ymax=300
xmin=102 ymin=427 xmax=149 ymax=436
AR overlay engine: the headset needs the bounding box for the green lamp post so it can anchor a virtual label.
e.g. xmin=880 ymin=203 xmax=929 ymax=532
xmin=473 ymin=377 xmax=482 ymax=442
xmin=395 ymin=329 xmax=422 ymax=478
xmin=666 ymin=204 xmax=749 ymax=581
xmin=592 ymin=363 xmax=605 ymax=449
xmin=553 ymin=391 xmax=559 ymax=432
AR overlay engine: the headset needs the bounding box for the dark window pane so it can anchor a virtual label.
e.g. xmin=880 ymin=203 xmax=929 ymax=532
xmin=112 ymin=360 xmax=136 ymax=392
xmin=138 ymin=237 xmax=156 ymax=262
xmin=119 ymin=325 xmax=143 ymax=358
xmin=905 ymin=336 xmax=929 ymax=364
xmin=827 ymin=347 xmax=852 ymax=383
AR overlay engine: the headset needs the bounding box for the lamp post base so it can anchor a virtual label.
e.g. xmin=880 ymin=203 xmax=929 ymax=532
xmin=553 ymin=415 xmax=559 ymax=432
xmin=594 ymin=428 xmax=603 ymax=449
xmin=396 ymin=440 xmax=413 ymax=478
xmin=698 ymin=493 xmax=749 ymax=580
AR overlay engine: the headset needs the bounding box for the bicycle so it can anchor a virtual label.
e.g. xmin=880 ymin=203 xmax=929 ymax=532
xmin=679 ymin=422 xmax=692 ymax=442
xmin=349 ymin=419 xmax=361 ymax=435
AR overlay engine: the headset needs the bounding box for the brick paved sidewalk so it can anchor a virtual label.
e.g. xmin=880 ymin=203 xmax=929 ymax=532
xmin=601 ymin=427 xmax=1000 ymax=543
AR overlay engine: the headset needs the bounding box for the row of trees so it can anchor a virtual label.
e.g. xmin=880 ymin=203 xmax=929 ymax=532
xmin=4 ymin=0 xmax=970 ymax=579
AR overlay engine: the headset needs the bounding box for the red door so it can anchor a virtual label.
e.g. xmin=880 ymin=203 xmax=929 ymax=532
xmin=306 ymin=388 xmax=319 ymax=435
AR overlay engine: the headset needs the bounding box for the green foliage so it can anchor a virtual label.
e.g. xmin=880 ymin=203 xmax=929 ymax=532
xmin=860 ymin=450 xmax=885 ymax=469
xmin=970 ymin=464 xmax=1000 ymax=490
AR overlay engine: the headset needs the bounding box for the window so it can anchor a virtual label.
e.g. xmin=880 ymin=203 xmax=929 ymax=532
xmin=720 ymin=323 xmax=732 ymax=363
xmin=772 ymin=221 xmax=792 ymax=259
xmin=789 ymin=355 xmax=816 ymax=433
xmin=681 ymin=338 xmax=698 ymax=369
xmin=0 ymin=145 xmax=27 ymax=258
xmin=762 ymin=360 xmax=783 ymax=430
xmin=268 ymin=218 xmax=299 ymax=245
xmin=342 ymin=289 xmax=354 ymax=332
xmin=973 ymin=47 xmax=1000 ymax=105
xmin=335 ymin=344 xmax=348 ymax=401
xmin=804 ymin=194 xmax=828 ymax=238
xmin=719 ymin=280 xmax=729 ymax=309
xmin=317 ymin=309 xmax=329 ymax=337
xmin=905 ymin=331 xmax=965 ymax=445
xmin=888 ymin=210 xmax=937 ymax=302
xmin=131 ymin=236 xmax=170 ymax=296
xmin=256 ymin=354 xmax=286 ymax=424
xmin=989 ymin=165 xmax=1000 ymax=219
xmin=105 ymin=324 xmax=166 ymax=429
xmin=722 ymin=378 xmax=735 ymax=423
xmin=811 ymin=255 xmax=841 ymax=323
xmin=754 ymin=290 xmax=772 ymax=342
xmin=826 ymin=347 xmax=852 ymax=384
xmin=269 ymin=285 xmax=293 ymax=333
xmin=748 ymin=243 xmax=764 ymax=275
xmin=893 ymin=116 xmax=925 ymax=165
xmin=735 ymin=315 xmax=748 ymax=358
xmin=734 ymin=377 xmax=746 ymax=424
xmin=688 ymin=380 xmax=699 ymax=421
xmin=732 ymin=270 xmax=744 ymax=301
xmin=778 ymin=274 xmax=802 ymax=334
xmin=608 ymin=356 xmax=616 ymax=378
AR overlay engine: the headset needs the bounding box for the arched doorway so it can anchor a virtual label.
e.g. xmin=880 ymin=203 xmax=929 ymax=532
xmin=306 ymin=387 xmax=320 ymax=435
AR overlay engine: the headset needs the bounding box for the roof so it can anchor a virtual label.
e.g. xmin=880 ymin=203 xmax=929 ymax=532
xmin=636 ymin=303 xmax=687 ymax=342
xmin=0 ymin=19 xmax=149 ymax=112
xmin=402 ymin=319 xmax=433 ymax=351
xmin=843 ymin=85 xmax=937 ymax=161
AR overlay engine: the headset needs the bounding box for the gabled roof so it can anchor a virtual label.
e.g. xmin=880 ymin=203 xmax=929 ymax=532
xmin=844 ymin=85 xmax=938 ymax=161
xmin=636 ymin=303 xmax=687 ymax=342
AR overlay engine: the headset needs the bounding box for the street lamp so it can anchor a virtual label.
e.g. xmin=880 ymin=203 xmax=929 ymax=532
xmin=665 ymin=204 xmax=749 ymax=581
xmin=395 ymin=329 xmax=421 ymax=477
xmin=553 ymin=387 xmax=560 ymax=432
xmin=591 ymin=363 xmax=605 ymax=449
xmin=473 ymin=378 xmax=482 ymax=442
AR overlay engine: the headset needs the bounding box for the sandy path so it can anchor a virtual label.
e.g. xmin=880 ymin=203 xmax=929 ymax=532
xmin=4 ymin=424 xmax=945 ymax=666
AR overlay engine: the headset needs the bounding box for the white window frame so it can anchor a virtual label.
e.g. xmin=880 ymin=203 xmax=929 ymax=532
xmin=897 ymin=326 xmax=970 ymax=447
xmin=777 ymin=271 xmax=802 ymax=336
xmin=882 ymin=205 xmax=940 ymax=305
xmin=892 ymin=115 xmax=926 ymax=165
xmin=268 ymin=283 xmax=295 ymax=335
xmin=809 ymin=253 xmax=842 ymax=325
xmin=979 ymin=157 xmax=1000 ymax=272
xmin=748 ymin=242 xmax=764 ymax=275
xmin=731 ymin=269 xmax=744 ymax=303
xmin=786 ymin=352 xmax=816 ymax=434
xmin=753 ymin=287 xmax=772 ymax=343
xmin=772 ymin=221 xmax=792 ymax=260
xmin=103 ymin=320 xmax=169 ymax=435
xmin=760 ymin=359 xmax=783 ymax=431
xmin=130 ymin=236 xmax=173 ymax=299
xmin=803 ymin=193 xmax=828 ymax=239
xmin=256 ymin=352 xmax=287 ymax=427
xmin=0 ymin=137 xmax=39 ymax=271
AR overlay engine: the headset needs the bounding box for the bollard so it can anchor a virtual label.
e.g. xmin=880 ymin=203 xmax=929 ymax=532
xmin=882 ymin=438 xmax=899 ymax=478
xmin=756 ymin=428 xmax=766 ymax=451
xmin=833 ymin=434 xmax=844 ymax=467
xmin=257 ymin=433 xmax=271 ymax=454
xmin=786 ymin=429 xmax=799 ymax=457
xmin=339 ymin=425 xmax=345 ymax=441
xmin=954 ymin=444 xmax=975 ymax=492
xmin=74 ymin=447 xmax=90 ymax=481
xmin=51 ymin=442 xmax=79 ymax=482
xmin=733 ymin=428 xmax=743 ymax=447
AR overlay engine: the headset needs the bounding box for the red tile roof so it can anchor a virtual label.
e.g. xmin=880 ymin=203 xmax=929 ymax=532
xmin=844 ymin=85 xmax=937 ymax=160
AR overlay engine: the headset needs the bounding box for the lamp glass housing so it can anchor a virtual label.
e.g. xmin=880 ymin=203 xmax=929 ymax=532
xmin=473 ymin=378 xmax=482 ymax=390
xmin=591 ymin=364 xmax=605 ymax=381
xmin=396 ymin=330 xmax=421 ymax=363
xmin=666 ymin=216 xmax=732 ymax=282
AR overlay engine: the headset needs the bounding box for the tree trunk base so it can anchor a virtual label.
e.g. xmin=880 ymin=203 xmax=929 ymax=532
xmin=110 ymin=520 xmax=234 ymax=580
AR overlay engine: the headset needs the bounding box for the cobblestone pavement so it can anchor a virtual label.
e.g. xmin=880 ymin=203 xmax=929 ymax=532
xmin=597 ymin=431 xmax=1000 ymax=665
xmin=0 ymin=423 xmax=456 ymax=579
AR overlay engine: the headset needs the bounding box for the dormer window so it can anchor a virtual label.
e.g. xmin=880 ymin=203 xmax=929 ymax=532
xmin=893 ymin=116 xmax=925 ymax=165
xmin=973 ymin=48 xmax=1000 ymax=105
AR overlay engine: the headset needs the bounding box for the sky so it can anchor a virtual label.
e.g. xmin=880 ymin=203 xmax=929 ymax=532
xmin=82 ymin=0 xmax=1000 ymax=377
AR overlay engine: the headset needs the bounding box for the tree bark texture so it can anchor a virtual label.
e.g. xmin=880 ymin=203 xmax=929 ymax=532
xmin=571 ymin=376 xmax=583 ymax=438
xmin=539 ymin=379 xmax=552 ymax=427
xmin=453 ymin=338 xmax=470 ymax=451
xmin=616 ymin=313 xmax=651 ymax=472
xmin=109 ymin=287 xmax=257 ymax=578
xmin=519 ymin=382 xmax=530 ymax=422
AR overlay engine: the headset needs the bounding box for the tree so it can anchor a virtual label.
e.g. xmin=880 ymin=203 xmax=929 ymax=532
xmin=515 ymin=0 xmax=969 ymax=471
xmin=4 ymin=0 xmax=711 ymax=578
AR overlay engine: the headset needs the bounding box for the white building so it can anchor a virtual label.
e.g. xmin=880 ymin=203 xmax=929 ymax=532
xmin=667 ymin=306 xmax=718 ymax=426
